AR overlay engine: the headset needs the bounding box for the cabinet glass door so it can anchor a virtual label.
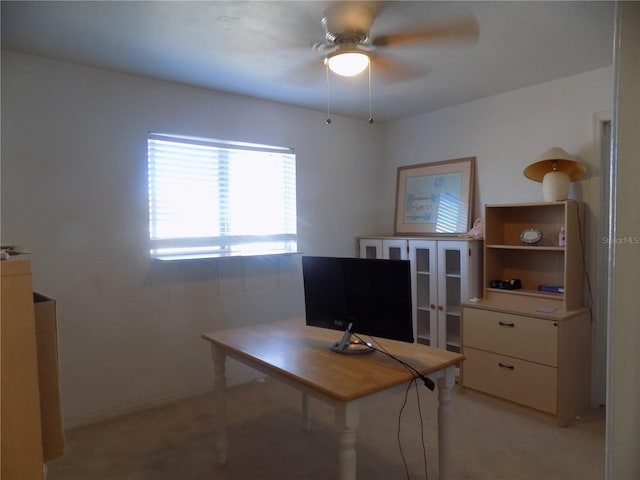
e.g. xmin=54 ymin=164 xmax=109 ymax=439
xmin=382 ymin=239 xmax=408 ymax=260
xmin=359 ymin=238 xmax=382 ymax=259
xmin=409 ymin=240 xmax=437 ymax=346
xmin=359 ymin=238 xmax=408 ymax=260
xmin=438 ymin=241 xmax=469 ymax=353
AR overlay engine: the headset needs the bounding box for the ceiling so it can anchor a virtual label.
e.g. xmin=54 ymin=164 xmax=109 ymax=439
xmin=1 ymin=1 xmax=615 ymax=123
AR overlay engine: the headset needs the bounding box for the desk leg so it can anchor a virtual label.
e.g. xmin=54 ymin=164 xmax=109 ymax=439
xmin=335 ymin=401 xmax=359 ymax=480
xmin=211 ymin=345 xmax=227 ymax=465
xmin=437 ymin=367 xmax=455 ymax=480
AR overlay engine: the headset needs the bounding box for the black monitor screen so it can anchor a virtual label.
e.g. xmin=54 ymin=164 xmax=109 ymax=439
xmin=301 ymin=256 xmax=414 ymax=344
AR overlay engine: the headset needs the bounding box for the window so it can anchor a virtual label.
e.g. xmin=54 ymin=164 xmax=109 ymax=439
xmin=148 ymin=133 xmax=297 ymax=260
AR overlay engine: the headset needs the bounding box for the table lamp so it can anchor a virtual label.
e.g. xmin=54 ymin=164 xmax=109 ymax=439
xmin=524 ymin=147 xmax=587 ymax=202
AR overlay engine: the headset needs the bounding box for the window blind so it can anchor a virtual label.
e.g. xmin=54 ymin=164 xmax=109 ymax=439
xmin=148 ymin=133 xmax=297 ymax=259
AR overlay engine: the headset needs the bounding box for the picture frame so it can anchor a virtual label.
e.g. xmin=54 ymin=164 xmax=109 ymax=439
xmin=394 ymin=157 xmax=476 ymax=235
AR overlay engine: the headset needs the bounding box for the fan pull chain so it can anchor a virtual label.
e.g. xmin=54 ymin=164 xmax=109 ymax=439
xmin=326 ymin=64 xmax=332 ymax=125
xmin=368 ymin=61 xmax=374 ymax=124
xmin=325 ymin=61 xmax=373 ymax=125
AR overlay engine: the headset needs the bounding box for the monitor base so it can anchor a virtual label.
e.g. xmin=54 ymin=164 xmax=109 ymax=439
xmin=330 ymin=324 xmax=374 ymax=354
xmin=330 ymin=340 xmax=374 ymax=354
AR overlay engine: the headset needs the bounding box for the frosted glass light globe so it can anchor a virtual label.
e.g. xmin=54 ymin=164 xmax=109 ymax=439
xmin=326 ymin=52 xmax=369 ymax=77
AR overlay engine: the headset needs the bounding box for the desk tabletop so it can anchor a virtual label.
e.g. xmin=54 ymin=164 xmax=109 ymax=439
xmin=202 ymin=318 xmax=464 ymax=402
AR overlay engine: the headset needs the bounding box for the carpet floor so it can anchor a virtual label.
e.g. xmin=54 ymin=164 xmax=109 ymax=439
xmin=47 ymin=378 xmax=605 ymax=479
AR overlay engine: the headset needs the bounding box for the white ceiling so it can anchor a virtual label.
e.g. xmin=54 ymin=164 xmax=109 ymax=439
xmin=1 ymin=1 xmax=615 ymax=123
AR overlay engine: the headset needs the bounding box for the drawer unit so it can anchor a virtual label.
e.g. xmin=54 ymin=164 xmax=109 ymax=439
xmin=463 ymin=347 xmax=557 ymax=414
xmin=463 ymin=308 xmax=558 ymax=366
xmin=461 ymin=301 xmax=591 ymax=426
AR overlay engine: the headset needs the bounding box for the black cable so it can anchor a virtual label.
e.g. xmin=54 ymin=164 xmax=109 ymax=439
xmin=396 ymin=371 xmax=430 ymax=480
xmin=567 ymin=200 xmax=594 ymax=329
xmin=352 ymin=332 xmax=431 ymax=479
xmin=398 ymin=378 xmax=415 ymax=479
xmin=568 ymin=199 xmax=594 ymax=311
xmin=414 ymin=380 xmax=429 ymax=480
xmin=352 ymin=332 xmax=435 ymax=391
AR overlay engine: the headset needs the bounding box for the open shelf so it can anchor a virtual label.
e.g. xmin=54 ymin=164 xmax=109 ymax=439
xmin=486 ymin=287 xmax=563 ymax=299
xmin=486 ymin=244 xmax=565 ymax=251
xmin=483 ymin=201 xmax=583 ymax=311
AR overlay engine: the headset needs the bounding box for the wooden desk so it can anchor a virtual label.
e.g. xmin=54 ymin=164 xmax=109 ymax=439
xmin=202 ymin=318 xmax=464 ymax=480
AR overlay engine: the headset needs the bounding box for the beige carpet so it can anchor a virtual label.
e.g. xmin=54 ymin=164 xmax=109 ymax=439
xmin=47 ymin=378 xmax=605 ymax=480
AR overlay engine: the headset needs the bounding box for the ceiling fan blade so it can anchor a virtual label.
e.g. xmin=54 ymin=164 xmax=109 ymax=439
xmin=371 ymin=14 xmax=479 ymax=48
xmin=279 ymin=57 xmax=327 ymax=86
xmin=370 ymin=53 xmax=428 ymax=84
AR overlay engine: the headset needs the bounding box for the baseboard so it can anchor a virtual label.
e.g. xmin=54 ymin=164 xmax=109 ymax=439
xmin=64 ymin=370 xmax=263 ymax=429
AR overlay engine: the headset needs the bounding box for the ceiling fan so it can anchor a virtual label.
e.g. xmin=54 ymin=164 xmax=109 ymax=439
xmin=311 ymin=2 xmax=479 ymax=81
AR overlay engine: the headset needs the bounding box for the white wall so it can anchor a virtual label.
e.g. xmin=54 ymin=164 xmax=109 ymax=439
xmin=380 ymin=67 xmax=612 ymax=223
xmin=1 ymin=50 xmax=615 ymax=426
xmin=381 ymin=66 xmax=613 ymax=405
xmin=1 ymin=51 xmax=384 ymax=425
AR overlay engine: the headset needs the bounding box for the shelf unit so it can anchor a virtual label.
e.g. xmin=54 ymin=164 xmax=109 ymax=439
xmin=359 ymin=236 xmax=482 ymax=354
xmin=461 ymin=201 xmax=591 ymax=425
xmin=483 ymin=200 xmax=584 ymax=311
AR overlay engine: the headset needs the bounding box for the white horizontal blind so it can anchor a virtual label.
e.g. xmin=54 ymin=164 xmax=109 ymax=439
xmin=148 ymin=133 xmax=297 ymax=259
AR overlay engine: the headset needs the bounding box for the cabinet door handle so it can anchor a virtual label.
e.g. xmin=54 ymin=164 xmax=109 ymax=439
xmin=498 ymin=362 xmax=515 ymax=370
xmin=498 ymin=321 xmax=515 ymax=327
xmin=437 ymin=305 xmax=444 ymax=311
xmin=430 ymin=304 xmax=436 ymax=309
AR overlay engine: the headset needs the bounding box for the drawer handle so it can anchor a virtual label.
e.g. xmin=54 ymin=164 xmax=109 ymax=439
xmin=498 ymin=362 xmax=515 ymax=370
xmin=498 ymin=321 xmax=515 ymax=327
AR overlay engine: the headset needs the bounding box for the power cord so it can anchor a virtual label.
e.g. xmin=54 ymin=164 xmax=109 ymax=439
xmin=351 ymin=332 xmax=432 ymax=479
xmin=567 ymin=199 xmax=595 ymax=330
xmin=568 ymin=199 xmax=594 ymax=311
xmin=398 ymin=378 xmax=430 ymax=480
xmin=352 ymin=332 xmax=435 ymax=390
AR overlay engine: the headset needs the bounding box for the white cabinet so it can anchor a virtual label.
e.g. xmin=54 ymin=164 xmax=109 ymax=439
xmin=359 ymin=238 xmax=408 ymax=260
xmin=410 ymin=239 xmax=482 ymax=352
xmin=359 ymin=238 xmax=383 ymax=259
xmin=359 ymin=237 xmax=482 ymax=353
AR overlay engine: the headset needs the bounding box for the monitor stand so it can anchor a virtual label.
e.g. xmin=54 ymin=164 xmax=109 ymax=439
xmin=330 ymin=323 xmax=374 ymax=354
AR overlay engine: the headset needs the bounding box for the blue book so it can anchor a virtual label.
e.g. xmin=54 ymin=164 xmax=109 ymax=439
xmin=538 ymin=284 xmax=564 ymax=293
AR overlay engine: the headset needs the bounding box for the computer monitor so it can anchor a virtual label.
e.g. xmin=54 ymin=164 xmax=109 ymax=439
xmin=301 ymin=256 xmax=414 ymax=354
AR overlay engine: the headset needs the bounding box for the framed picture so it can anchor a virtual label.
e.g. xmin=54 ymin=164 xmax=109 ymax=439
xmin=394 ymin=157 xmax=475 ymax=235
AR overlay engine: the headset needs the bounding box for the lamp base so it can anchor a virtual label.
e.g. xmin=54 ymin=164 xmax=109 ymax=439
xmin=542 ymin=171 xmax=570 ymax=202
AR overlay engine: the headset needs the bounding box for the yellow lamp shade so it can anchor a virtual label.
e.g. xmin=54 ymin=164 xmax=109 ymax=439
xmin=524 ymin=147 xmax=587 ymax=182
xmin=524 ymin=147 xmax=587 ymax=202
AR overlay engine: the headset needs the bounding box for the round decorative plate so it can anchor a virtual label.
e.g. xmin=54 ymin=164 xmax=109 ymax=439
xmin=520 ymin=228 xmax=543 ymax=244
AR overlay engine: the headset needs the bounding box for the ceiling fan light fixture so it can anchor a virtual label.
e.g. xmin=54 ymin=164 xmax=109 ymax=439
xmin=325 ymin=50 xmax=370 ymax=77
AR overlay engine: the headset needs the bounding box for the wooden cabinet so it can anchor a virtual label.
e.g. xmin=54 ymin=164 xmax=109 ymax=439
xmin=461 ymin=201 xmax=591 ymax=425
xmin=1 ymin=258 xmax=44 ymax=479
xmin=462 ymin=304 xmax=591 ymax=426
xmin=359 ymin=237 xmax=482 ymax=353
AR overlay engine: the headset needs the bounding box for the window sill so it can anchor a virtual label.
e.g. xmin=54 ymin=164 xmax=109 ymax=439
xmin=151 ymin=250 xmax=303 ymax=262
